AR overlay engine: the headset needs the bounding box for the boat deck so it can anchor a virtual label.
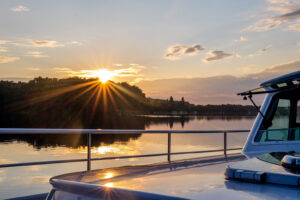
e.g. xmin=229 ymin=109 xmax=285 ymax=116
xmin=49 ymin=153 xmax=300 ymax=199
xmin=50 ymin=154 xmax=246 ymax=199
xmin=53 ymin=153 xmax=245 ymax=184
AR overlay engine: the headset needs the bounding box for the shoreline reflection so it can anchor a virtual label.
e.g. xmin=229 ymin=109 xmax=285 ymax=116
xmin=0 ymin=115 xmax=255 ymax=149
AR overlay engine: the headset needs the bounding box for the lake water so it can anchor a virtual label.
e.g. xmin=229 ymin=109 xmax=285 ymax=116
xmin=0 ymin=115 xmax=255 ymax=199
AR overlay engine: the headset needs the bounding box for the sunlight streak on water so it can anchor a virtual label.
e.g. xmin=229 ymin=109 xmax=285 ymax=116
xmin=94 ymin=146 xmax=118 ymax=154
xmin=104 ymin=172 xmax=114 ymax=179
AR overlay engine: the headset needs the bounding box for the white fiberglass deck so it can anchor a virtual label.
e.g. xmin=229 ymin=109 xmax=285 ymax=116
xmin=49 ymin=153 xmax=300 ymax=200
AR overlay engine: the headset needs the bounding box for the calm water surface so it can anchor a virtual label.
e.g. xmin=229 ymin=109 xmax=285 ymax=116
xmin=0 ymin=115 xmax=255 ymax=198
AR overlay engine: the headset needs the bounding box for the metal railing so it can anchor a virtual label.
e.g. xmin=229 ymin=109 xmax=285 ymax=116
xmin=0 ymin=128 xmax=249 ymax=170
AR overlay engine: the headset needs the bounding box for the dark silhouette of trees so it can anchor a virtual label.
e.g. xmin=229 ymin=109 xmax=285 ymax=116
xmin=0 ymin=77 xmax=257 ymax=129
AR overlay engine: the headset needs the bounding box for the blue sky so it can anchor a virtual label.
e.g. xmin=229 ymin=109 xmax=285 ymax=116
xmin=0 ymin=0 xmax=299 ymax=103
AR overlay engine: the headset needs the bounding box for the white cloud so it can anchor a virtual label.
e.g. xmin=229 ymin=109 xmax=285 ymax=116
xmin=254 ymin=61 xmax=300 ymax=77
xmin=29 ymin=39 xmax=64 ymax=47
xmin=245 ymin=18 xmax=286 ymax=32
xmin=245 ymin=0 xmax=300 ymax=32
xmin=0 ymin=40 xmax=9 ymax=45
xmin=114 ymin=64 xmax=123 ymax=67
xmin=69 ymin=41 xmax=82 ymax=45
xmin=12 ymin=39 xmax=82 ymax=48
xmin=0 ymin=56 xmax=20 ymax=64
xmin=164 ymin=44 xmax=204 ymax=60
xmin=11 ymin=5 xmax=30 ymax=12
xmin=203 ymin=51 xmax=233 ymax=62
xmin=287 ymin=20 xmax=300 ymax=31
xmin=0 ymin=40 xmax=10 ymax=52
xmin=267 ymin=6 xmax=293 ymax=14
xmin=267 ymin=0 xmax=300 ymax=5
xmin=0 ymin=47 xmax=7 ymax=53
xmin=267 ymin=0 xmax=290 ymax=4
xmin=240 ymin=36 xmax=248 ymax=41
xmin=248 ymin=45 xmax=272 ymax=57
xmin=25 ymin=51 xmax=48 ymax=58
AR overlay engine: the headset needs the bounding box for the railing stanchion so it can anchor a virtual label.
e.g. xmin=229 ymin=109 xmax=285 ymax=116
xmin=168 ymin=132 xmax=171 ymax=162
xmin=87 ymin=133 xmax=91 ymax=171
xmin=224 ymin=131 xmax=227 ymax=158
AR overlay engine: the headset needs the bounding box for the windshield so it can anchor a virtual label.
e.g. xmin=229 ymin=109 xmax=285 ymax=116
xmin=255 ymin=90 xmax=300 ymax=142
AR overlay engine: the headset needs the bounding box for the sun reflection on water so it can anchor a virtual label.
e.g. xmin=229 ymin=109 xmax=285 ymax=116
xmin=94 ymin=146 xmax=118 ymax=154
xmin=104 ymin=172 xmax=114 ymax=179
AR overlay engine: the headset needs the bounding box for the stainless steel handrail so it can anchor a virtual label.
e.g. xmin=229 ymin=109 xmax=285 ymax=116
xmin=0 ymin=128 xmax=250 ymax=134
xmin=0 ymin=128 xmax=249 ymax=170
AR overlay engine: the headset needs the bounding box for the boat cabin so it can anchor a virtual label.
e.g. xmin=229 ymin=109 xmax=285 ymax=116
xmin=226 ymin=70 xmax=300 ymax=188
xmin=241 ymin=71 xmax=300 ymax=157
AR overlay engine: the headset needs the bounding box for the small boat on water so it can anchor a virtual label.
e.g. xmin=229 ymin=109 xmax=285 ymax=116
xmin=15 ymin=71 xmax=300 ymax=199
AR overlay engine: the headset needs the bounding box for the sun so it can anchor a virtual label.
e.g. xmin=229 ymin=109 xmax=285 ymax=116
xmin=94 ymin=69 xmax=114 ymax=83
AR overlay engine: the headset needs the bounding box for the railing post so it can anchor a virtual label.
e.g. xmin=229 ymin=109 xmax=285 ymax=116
xmin=224 ymin=131 xmax=227 ymax=158
xmin=87 ymin=133 xmax=91 ymax=171
xmin=168 ymin=132 xmax=171 ymax=162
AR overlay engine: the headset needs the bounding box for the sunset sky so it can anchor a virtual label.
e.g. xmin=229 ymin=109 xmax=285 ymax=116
xmin=0 ymin=0 xmax=299 ymax=104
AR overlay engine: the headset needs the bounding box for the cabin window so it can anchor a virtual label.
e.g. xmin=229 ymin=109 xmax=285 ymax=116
xmin=297 ymin=100 xmax=300 ymax=124
xmin=269 ymin=99 xmax=291 ymax=129
xmin=255 ymin=99 xmax=291 ymax=142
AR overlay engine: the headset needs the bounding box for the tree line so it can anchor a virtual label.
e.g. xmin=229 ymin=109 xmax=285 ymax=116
xmin=0 ymin=77 xmax=257 ymax=128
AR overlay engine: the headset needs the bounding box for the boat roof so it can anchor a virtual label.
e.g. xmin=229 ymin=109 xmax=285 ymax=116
xmin=260 ymin=70 xmax=300 ymax=87
xmin=49 ymin=154 xmax=300 ymax=199
xmin=238 ymin=71 xmax=300 ymax=96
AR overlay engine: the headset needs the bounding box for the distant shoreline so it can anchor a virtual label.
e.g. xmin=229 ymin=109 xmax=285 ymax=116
xmin=0 ymin=77 xmax=257 ymax=129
